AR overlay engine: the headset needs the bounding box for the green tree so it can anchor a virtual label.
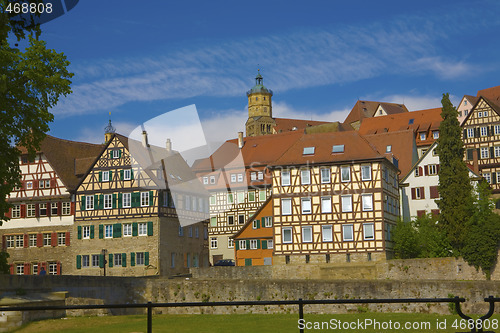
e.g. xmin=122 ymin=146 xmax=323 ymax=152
xmin=0 ymin=250 xmax=9 ymax=274
xmin=461 ymin=180 xmax=500 ymax=279
xmin=0 ymin=1 xmax=73 ymax=224
xmin=393 ymin=219 xmax=419 ymax=259
xmin=435 ymin=93 xmax=474 ymax=252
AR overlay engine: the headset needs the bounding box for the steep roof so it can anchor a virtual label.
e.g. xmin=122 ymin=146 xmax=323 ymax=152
xmin=343 ymin=100 xmax=408 ymax=128
xmin=270 ymin=131 xmax=389 ymax=167
xmin=273 ymin=118 xmax=331 ymax=133
xmin=477 ymin=85 xmax=500 ymax=105
xmin=463 ymin=94 xmax=479 ymax=106
xmin=19 ymin=135 xmax=104 ymax=191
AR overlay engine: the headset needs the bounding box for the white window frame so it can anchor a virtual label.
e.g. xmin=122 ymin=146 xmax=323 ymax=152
xmin=341 ymin=166 xmax=351 ymax=182
xmin=16 ymin=234 xmax=23 ymax=248
xmin=302 ymin=226 xmax=312 ymax=243
xmin=86 ymin=196 xmax=94 ymax=210
xmin=6 ymin=236 xmax=14 ymax=248
xmin=480 ymin=147 xmax=489 ymax=159
xmin=250 ymin=172 xmax=257 ymax=181
xmin=363 ymin=223 xmax=375 ymax=240
xmin=209 ymin=176 xmax=215 ymax=184
xmin=114 ymin=253 xmax=122 ymax=266
xmin=39 ymin=203 xmax=47 ymax=216
xmin=322 ymin=225 xmax=333 ymax=242
xmin=136 ymin=252 xmax=145 ymax=265
xmin=259 ymin=190 xmax=266 ymax=201
xmin=320 ymin=168 xmax=330 ymax=183
xmin=428 ymin=164 xmax=438 ymax=175
xmin=123 ymin=223 xmax=132 ymax=237
xmin=248 ymin=191 xmax=255 ymax=202
xmin=27 ymin=204 xmax=35 ymax=217
xmin=495 ymin=125 xmax=500 ymax=135
xmin=495 ymin=146 xmax=500 ymax=158
xmin=123 ymin=193 xmax=131 ymax=208
xmin=82 ymin=226 xmax=90 ymax=239
xmin=210 ymin=237 xmax=218 ymax=249
xmin=281 ymin=170 xmax=291 ymax=186
xmin=228 ymin=239 xmax=234 ymax=248
xmin=257 ymin=171 xmax=264 ymax=180
xmin=62 ymin=202 xmax=71 ymax=215
xmin=105 ymin=225 xmax=113 ymax=238
xmin=11 ymin=205 xmax=20 ymax=218
xmin=26 ymin=181 xmax=33 ymax=190
xmin=420 ymin=132 xmax=426 ymax=141
xmin=82 ymin=255 xmax=90 ymax=268
xmin=467 ymin=128 xmax=474 ymax=138
xmin=230 ymin=174 xmax=237 ymax=183
xmin=282 ymin=198 xmax=292 ymax=215
xmin=301 ymin=197 xmax=311 ymax=214
xmin=43 ymin=233 xmax=51 ymax=246
xmin=483 ymin=173 xmax=491 ymax=184
xmin=237 ymin=191 xmax=245 ymax=204
xmin=104 ymin=194 xmax=112 ymax=209
xmin=58 ymin=232 xmax=66 ymax=246
xmin=267 ymin=239 xmax=274 ymax=249
xmin=321 ymin=196 xmax=332 ymax=213
xmin=29 ymin=234 xmax=37 ymax=247
xmin=300 ymin=169 xmax=311 ymax=185
xmin=263 ymin=216 xmax=272 ymax=228
xmin=343 ymin=224 xmax=354 ymax=241
xmin=51 ymin=202 xmax=58 ymax=216
xmin=237 ymin=173 xmax=244 ymax=183
xmin=252 ymin=220 xmax=259 ymax=229
xmin=361 ymin=164 xmax=371 ymax=181
xmin=124 ymin=169 xmax=131 ymax=180
xmin=415 ymin=187 xmax=423 ymax=200
xmin=138 ymin=223 xmax=147 ymax=236
xmin=203 ymin=176 xmax=208 ymax=184
xmin=250 ymin=239 xmax=258 ymax=249
xmin=239 ymin=240 xmax=246 ymax=250
xmin=480 ymin=126 xmax=488 ymax=137
xmin=362 ymin=194 xmax=373 ymax=211
xmin=141 ymin=192 xmax=149 ymax=207
xmin=92 ymin=255 xmax=99 ymax=267
xmin=282 ymin=227 xmax=292 ymax=244
xmin=102 ymin=171 xmax=109 ymax=182
xmin=433 ymin=131 xmax=439 ymax=139
xmin=341 ymin=195 xmax=352 ymax=212
xmin=112 ymin=150 xmax=120 ymax=159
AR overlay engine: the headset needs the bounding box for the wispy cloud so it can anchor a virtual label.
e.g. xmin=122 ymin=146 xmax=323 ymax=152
xmin=52 ymin=6 xmax=494 ymax=116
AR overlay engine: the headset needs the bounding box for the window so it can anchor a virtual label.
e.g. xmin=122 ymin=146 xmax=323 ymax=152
xmin=26 ymin=181 xmax=33 ymax=190
xmin=17 ymin=264 xmax=24 ymax=275
xmin=364 ymin=223 xmax=375 ymax=240
xmin=122 ymin=193 xmax=131 ymax=208
xmin=282 ymin=198 xmax=292 ymax=215
xmin=237 ymin=173 xmax=244 ymax=183
xmin=138 ymin=223 xmax=147 ymax=236
xmin=332 ymin=145 xmax=344 ymax=153
xmin=481 ymin=126 xmax=488 ymax=137
xmin=320 ymin=168 xmax=330 ymax=183
xmin=227 ymin=193 xmax=234 ymax=204
xmin=303 ymin=147 xmax=315 ymax=155
xmin=362 ymin=194 xmax=373 ymax=211
xmin=27 ymin=204 xmax=35 ymax=217
xmin=16 ymin=234 xmax=23 ymax=248
xmin=123 ymin=223 xmax=132 ymax=236
xmin=483 ymin=173 xmax=491 ymax=184
xmin=420 ymin=132 xmax=426 ymax=141
xmin=12 ymin=205 xmax=20 ymax=218
xmin=428 ymin=164 xmax=438 ymax=175
xmin=86 ymin=196 xmax=94 ymax=210
xmin=495 ymin=125 xmax=500 ymax=135
xmin=32 ymin=264 xmax=38 ymax=275
xmin=195 ymin=227 xmax=199 ymax=238
xmin=136 ymin=252 xmax=145 ymax=265
xmin=263 ymin=216 xmax=272 ymax=227
xmin=227 ymin=216 xmax=234 ymax=225
xmin=282 ymin=227 xmax=292 ymax=243
xmin=495 ymin=146 xmax=500 ymax=158
xmin=300 ymin=169 xmax=311 ymax=185
xmin=210 ymin=237 xmax=218 ymax=249
xmin=257 ymin=172 xmax=264 ymax=180
xmin=341 ymin=166 xmax=350 ymax=182
xmin=43 ymin=233 xmax=51 ymax=246
xmin=58 ymin=232 xmax=66 ymax=246
xmin=179 ymin=226 xmax=184 ymax=236
xmin=92 ymin=255 xmax=99 ymax=267
xmin=239 ymin=240 xmax=246 ymax=250
xmin=230 ymin=174 xmax=236 ymax=183
xmin=250 ymin=239 xmax=258 ymax=249
xmin=228 ymin=239 xmax=234 ymax=248
xmin=203 ymin=176 xmax=208 ymax=184
xmin=104 ymin=194 xmax=112 ymax=209
xmin=112 ymin=150 xmax=120 ymax=159
xmin=484 ymin=111 xmax=489 ymax=117
xmin=102 ymin=171 xmax=109 ymax=182
xmin=82 ymin=225 xmax=90 ymax=239
xmin=267 ymin=239 xmax=274 ymax=249
xmin=238 ymin=215 xmax=245 ymax=225
xmin=124 ymin=169 xmax=131 ymax=180
xmin=281 ymin=171 xmax=291 ymax=186
xmin=104 ymin=225 xmax=112 ymax=238
xmin=39 ymin=180 xmax=45 ymax=188
xmin=210 ymin=195 xmax=216 ymax=205
xmin=114 ymin=253 xmax=122 ymax=266
xmin=480 ymin=147 xmax=489 ymax=159
xmin=188 ymin=227 xmax=193 ymax=238
xmin=415 ymin=187 xmax=423 ymax=199
xmin=248 ymin=191 xmax=255 ymax=202
xmin=321 ymin=197 xmax=332 ymax=213
xmin=302 ymin=226 xmax=312 ymax=243
xmin=210 ymin=216 xmax=217 ymax=227
xmin=250 ymin=172 xmax=257 ymax=181
xmin=386 ymin=145 xmax=392 ymax=153
xmin=81 ymin=255 xmax=89 ymax=268
xmin=39 ymin=203 xmax=47 ymax=216
xmin=252 ymin=220 xmax=259 ymax=229
xmin=237 ymin=192 xmax=245 ymax=204
xmin=467 ymin=128 xmax=474 ymax=138
xmin=341 ymin=195 xmax=352 ymax=212
xmin=301 ymin=197 xmax=311 ymax=214
xmin=259 ymin=190 xmax=266 ymax=201
xmin=497 ymin=173 xmax=500 ymax=184
xmin=29 ymin=234 xmax=36 ymax=247
xmin=343 ymin=224 xmax=354 ymax=241
xmin=141 ymin=192 xmax=149 ymax=206
xmin=361 ymin=165 xmax=371 ymax=181
xmin=209 ymin=176 xmax=215 ymax=184
xmin=6 ymin=236 xmax=14 ymax=248
xmin=62 ymin=202 xmax=71 ymax=215
xmin=322 ymin=225 xmax=333 ymax=242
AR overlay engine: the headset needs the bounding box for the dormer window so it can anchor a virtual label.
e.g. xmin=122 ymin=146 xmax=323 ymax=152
xmin=408 ymin=119 xmax=414 ymax=125
xmin=433 ymin=131 xmax=439 ymax=139
xmin=303 ymin=147 xmax=315 ymax=155
xmin=332 ymin=145 xmax=344 ymax=153
xmin=386 ymin=145 xmax=392 ymax=153
xmin=420 ymin=132 xmax=426 ymax=141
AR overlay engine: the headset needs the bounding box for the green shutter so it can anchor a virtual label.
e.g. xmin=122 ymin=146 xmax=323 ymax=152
xmin=131 ymin=252 xmax=135 ymax=266
xmin=145 ymin=252 xmax=149 ymax=266
xmin=149 ymin=191 xmax=154 ymax=206
xmin=120 ymin=170 xmax=124 ymax=180
xmin=122 ymin=253 xmax=126 ymax=267
xmin=158 ymin=191 xmax=164 ymax=206
xmin=245 ymin=258 xmax=252 ymax=266
xmin=109 ymin=171 xmax=113 ymax=181
xmin=113 ymin=223 xmax=122 ymax=238
xmin=77 ymin=226 xmax=82 ymax=239
xmin=76 ymin=255 xmax=81 ymax=269
xmin=99 ymin=254 xmax=104 ymax=268
xmin=90 ymin=225 xmax=95 ymax=239
xmin=119 ymin=150 xmax=122 ymax=158
xmin=99 ymin=224 xmax=104 ymax=239
xmin=261 ymin=217 xmax=265 ymax=227
xmin=235 ymin=240 xmax=239 ymax=250
xmin=81 ymin=196 xmax=86 ymax=211
xmin=262 ymin=240 xmax=267 ymax=249
xmin=94 ymin=195 xmax=99 ymax=209
xmin=99 ymin=172 xmax=102 ymax=182
xmin=98 ymin=195 xmax=104 ymax=209
xmin=132 ymin=222 xmax=138 ymax=236
xmin=118 ymin=193 xmax=123 ymax=208
xmin=256 ymin=219 xmax=260 ymax=229
xmin=246 ymin=240 xmax=250 ymax=249
xmin=112 ymin=194 xmax=117 ymax=209
xmin=257 ymin=240 xmax=260 ymax=249
xmin=147 ymin=221 xmax=153 ymax=236
xmin=109 ymin=151 xmax=113 ymax=159
xmin=131 ymin=169 xmax=134 ymax=180
xmin=132 ymin=192 xmax=140 ymax=207
xmin=109 ymin=254 xmax=113 ymax=268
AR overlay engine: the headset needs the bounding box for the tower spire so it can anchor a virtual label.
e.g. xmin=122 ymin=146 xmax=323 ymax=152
xmin=104 ymin=112 xmax=116 ymax=142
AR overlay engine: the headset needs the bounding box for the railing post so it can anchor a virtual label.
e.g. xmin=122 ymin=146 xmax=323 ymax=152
xmin=147 ymin=302 xmax=152 ymax=333
xmin=298 ymin=298 xmax=304 ymax=333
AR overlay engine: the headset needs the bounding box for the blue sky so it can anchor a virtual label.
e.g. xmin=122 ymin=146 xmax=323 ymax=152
xmin=37 ymin=0 xmax=500 ymax=146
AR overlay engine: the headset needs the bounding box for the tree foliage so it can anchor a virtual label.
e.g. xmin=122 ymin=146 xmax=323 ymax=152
xmin=435 ymin=93 xmax=474 ymax=252
xmin=0 ymin=1 xmax=73 ymax=224
xmin=0 ymin=250 xmax=9 ymax=274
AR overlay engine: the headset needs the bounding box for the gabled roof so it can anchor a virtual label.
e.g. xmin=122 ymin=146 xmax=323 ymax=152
xmin=477 ymin=85 xmax=500 ymax=105
xmin=461 ymin=96 xmax=500 ymax=125
xmin=191 ymin=131 xmax=303 ymax=172
xmin=273 ymin=117 xmax=330 ymax=133
xmin=270 ymin=131 xmax=389 ymax=167
xmin=19 ymin=135 xmax=104 ymax=191
xmin=343 ymin=100 xmax=408 ymax=128
xmin=462 ymin=94 xmax=479 ymax=106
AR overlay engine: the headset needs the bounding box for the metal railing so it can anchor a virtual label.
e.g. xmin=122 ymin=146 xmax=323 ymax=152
xmin=0 ymin=296 xmax=498 ymax=333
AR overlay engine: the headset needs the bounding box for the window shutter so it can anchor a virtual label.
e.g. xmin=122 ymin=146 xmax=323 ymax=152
xmin=109 ymin=151 xmax=113 ymax=159
xmin=1 ymin=235 xmax=6 ymax=250
xmin=467 ymin=149 xmax=473 ymax=161
xmin=487 ymin=126 xmax=491 ymax=136
xmin=20 ymin=204 xmax=26 ymax=218
xmin=118 ymin=193 xmax=123 ymax=208
xmin=463 ymin=129 xmax=467 ymax=139
xmin=132 ymin=223 xmax=138 ymax=236
xmin=119 ymin=150 xmax=122 ymax=158
xmin=246 ymin=240 xmax=250 ymax=249
xmin=492 ymin=173 xmax=497 ymax=185
xmin=98 ymin=195 xmax=104 ymax=210
xmin=420 ymin=187 xmax=425 ymax=199
xmin=46 ymin=202 xmax=51 ymax=217
xmin=122 ymin=253 xmax=127 ymax=267
xmin=491 ymin=147 xmax=495 ymax=158
xmin=35 ymin=204 xmax=39 ymax=217
xmin=262 ymin=240 xmax=267 ymax=249
xmin=109 ymin=254 xmax=113 ymax=268
xmin=424 ymin=165 xmax=428 ymax=176
xmin=131 ymin=169 xmax=134 ymax=180
xmin=99 ymin=172 xmax=102 ymax=182
xmin=430 ymin=186 xmax=439 ymax=199
xmin=65 ymin=232 xmax=70 ymax=246
xmin=145 ymin=252 xmax=149 ymax=266
xmin=147 ymin=221 xmax=153 ymax=236
xmin=24 ymin=263 xmax=31 ymax=275
xmin=77 ymin=226 xmax=82 ymax=240
xmin=37 ymin=233 xmax=43 ymax=247
xmin=149 ymin=191 xmax=154 ymax=206
xmin=99 ymin=254 xmax=105 ymax=268
xmin=112 ymin=194 xmax=117 ymax=209
xmin=90 ymin=225 xmax=95 ymax=239
xmin=113 ymin=223 xmax=122 ymax=238
xmin=23 ymin=234 xmax=28 ymax=248
xmin=158 ymin=191 xmax=164 ymax=206
xmin=411 ymin=188 xmax=416 ymax=200
xmin=257 ymin=240 xmax=260 ymax=249
xmin=57 ymin=202 xmax=62 ymax=216
xmin=475 ymin=127 xmax=480 ymax=138
xmin=9 ymin=264 xmax=14 ymax=275
xmin=436 ymin=165 xmax=440 ymax=174
xmin=131 ymin=252 xmax=135 ymax=266
xmin=235 ymin=240 xmax=239 ymax=250
xmin=56 ymin=261 xmax=61 ymax=275
xmin=256 ymin=219 xmax=260 ymax=229
xmin=109 ymin=171 xmax=113 ymax=181
xmin=120 ymin=170 xmax=124 ymax=180
xmin=477 ymin=148 xmax=480 ymax=159
xmin=76 ymin=255 xmax=82 ymax=269
xmin=99 ymin=224 xmax=104 ymax=239
xmin=50 ymin=179 xmax=56 ymax=188
xmin=132 ymin=192 xmax=139 ymax=207
xmin=5 ymin=208 xmax=11 ymax=219
xmin=51 ymin=232 xmax=57 ymax=247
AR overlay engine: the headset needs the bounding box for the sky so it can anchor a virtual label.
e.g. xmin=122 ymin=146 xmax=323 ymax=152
xmin=29 ymin=0 xmax=500 ymax=150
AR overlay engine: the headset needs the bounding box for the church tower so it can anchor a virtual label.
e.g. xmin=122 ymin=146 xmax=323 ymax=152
xmin=245 ymin=71 xmax=276 ymax=137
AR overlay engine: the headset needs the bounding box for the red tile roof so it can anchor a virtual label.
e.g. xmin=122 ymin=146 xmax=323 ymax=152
xmin=343 ymin=100 xmax=408 ymax=129
xmin=274 ymin=117 xmax=330 ymax=133
xmin=477 ymin=85 xmax=500 ymax=106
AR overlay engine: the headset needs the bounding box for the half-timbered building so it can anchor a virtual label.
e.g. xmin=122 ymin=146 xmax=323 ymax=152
xmin=0 ymin=136 xmax=103 ymax=275
xmin=73 ymin=132 xmax=209 ymax=276
xmin=270 ymin=131 xmax=400 ymax=264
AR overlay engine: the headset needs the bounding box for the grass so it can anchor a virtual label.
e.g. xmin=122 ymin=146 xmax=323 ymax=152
xmin=12 ymin=313 xmax=500 ymax=333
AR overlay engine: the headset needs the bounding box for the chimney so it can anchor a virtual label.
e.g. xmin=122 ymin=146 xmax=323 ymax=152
xmin=166 ymin=138 xmax=172 ymax=153
xmin=238 ymin=132 xmax=244 ymax=149
xmin=142 ymin=130 xmax=149 ymax=148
